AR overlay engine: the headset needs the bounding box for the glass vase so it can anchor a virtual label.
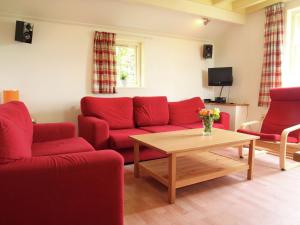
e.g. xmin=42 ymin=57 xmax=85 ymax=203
xmin=202 ymin=117 xmax=213 ymax=136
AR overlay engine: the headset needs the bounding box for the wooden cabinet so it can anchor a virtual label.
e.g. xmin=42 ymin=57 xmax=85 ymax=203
xmin=205 ymin=103 xmax=249 ymax=131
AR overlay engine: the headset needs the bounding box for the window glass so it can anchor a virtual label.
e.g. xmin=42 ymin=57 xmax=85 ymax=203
xmin=115 ymin=41 xmax=142 ymax=88
xmin=284 ymin=9 xmax=300 ymax=87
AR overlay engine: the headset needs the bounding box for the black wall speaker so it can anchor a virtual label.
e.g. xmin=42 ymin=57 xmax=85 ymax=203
xmin=15 ymin=21 xmax=33 ymax=44
xmin=203 ymin=44 xmax=213 ymax=59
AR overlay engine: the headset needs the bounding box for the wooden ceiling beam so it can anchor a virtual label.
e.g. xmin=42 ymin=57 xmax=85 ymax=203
xmin=125 ymin=0 xmax=245 ymax=24
xmin=232 ymin=0 xmax=265 ymax=10
xmin=212 ymin=0 xmax=229 ymax=4
xmin=245 ymin=0 xmax=289 ymax=13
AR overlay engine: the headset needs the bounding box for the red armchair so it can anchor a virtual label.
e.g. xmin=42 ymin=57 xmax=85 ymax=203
xmin=0 ymin=101 xmax=124 ymax=225
xmin=238 ymin=87 xmax=300 ymax=170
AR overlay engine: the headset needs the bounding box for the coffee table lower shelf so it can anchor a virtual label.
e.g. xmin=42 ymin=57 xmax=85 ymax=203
xmin=139 ymin=151 xmax=249 ymax=191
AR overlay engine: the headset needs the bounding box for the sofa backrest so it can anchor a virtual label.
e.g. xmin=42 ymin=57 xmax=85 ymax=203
xmin=261 ymin=87 xmax=300 ymax=141
xmin=133 ymin=96 xmax=169 ymax=127
xmin=168 ymin=97 xmax=205 ymax=125
xmin=0 ymin=101 xmax=33 ymax=163
xmin=81 ymin=97 xmax=134 ymax=129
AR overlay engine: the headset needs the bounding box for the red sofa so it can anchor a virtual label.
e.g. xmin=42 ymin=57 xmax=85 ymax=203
xmin=79 ymin=96 xmax=230 ymax=163
xmin=0 ymin=101 xmax=124 ymax=225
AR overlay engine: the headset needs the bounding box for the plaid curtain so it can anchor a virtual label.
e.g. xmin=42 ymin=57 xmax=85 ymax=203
xmin=258 ymin=3 xmax=284 ymax=107
xmin=93 ymin=31 xmax=117 ymax=94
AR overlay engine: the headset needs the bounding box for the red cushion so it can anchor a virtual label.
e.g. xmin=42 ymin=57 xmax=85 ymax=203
xmin=270 ymin=87 xmax=300 ymax=101
xmin=260 ymin=87 xmax=300 ymax=141
xmin=133 ymin=96 xmax=169 ymax=126
xmin=168 ymin=97 xmax=205 ymax=125
xmin=0 ymin=102 xmax=33 ymax=163
xmin=109 ymin=128 xmax=149 ymax=149
xmin=238 ymin=129 xmax=299 ymax=143
xmin=81 ymin=97 xmax=134 ymax=129
xmin=140 ymin=125 xmax=186 ymax=133
xmin=32 ymin=137 xmax=95 ymax=156
xmin=181 ymin=122 xmax=225 ymax=129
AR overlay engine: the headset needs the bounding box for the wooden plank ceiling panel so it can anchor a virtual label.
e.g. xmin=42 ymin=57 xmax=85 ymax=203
xmin=125 ymin=0 xmax=290 ymax=24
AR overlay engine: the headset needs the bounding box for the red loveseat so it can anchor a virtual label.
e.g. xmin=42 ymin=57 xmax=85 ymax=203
xmin=0 ymin=102 xmax=124 ymax=225
xmin=79 ymin=96 xmax=230 ymax=163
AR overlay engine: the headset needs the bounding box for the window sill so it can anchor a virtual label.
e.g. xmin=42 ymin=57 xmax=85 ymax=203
xmin=117 ymin=86 xmax=144 ymax=89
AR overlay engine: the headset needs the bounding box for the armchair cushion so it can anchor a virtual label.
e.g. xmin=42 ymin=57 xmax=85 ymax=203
xmin=32 ymin=137 xmax=95 ymax=156
xmin=168 ymin=97 xmax=205 ymax=125
xmin=133 ymin=96 xmax=169 ymax=126
xmin=81 ymin=97 xmax=134 ymax=129
xmin=33 ymin=122 xmax=75 ymax=143
xmin=0 ymin=102 xmax=33 ymax=164
xmin=261 ymin=87 xmax=300 ymax=140
xmin=109 ymin=128 xmax=149 ymax=149
xmin=238 ymin=129 xmax=299 ymax=143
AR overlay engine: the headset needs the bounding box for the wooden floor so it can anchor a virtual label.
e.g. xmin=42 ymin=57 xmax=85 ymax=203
xmin=124 ymin=148 xmax=300 ymax=225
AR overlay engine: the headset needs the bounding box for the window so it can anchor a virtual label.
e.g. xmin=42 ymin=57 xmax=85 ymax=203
xmin=284 ymin=8 xmax=300 ymax=87
xmin=115 ymin=41 xmax=142 ymax=88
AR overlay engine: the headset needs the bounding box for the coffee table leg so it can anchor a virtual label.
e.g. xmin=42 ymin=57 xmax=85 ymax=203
xmin=134 ymin=143 xmax=140 ymax=178
xmin=168 ymin=153 xmax=176 ymax=204
xmin=247 ymin=140 xmax=255 ymax=180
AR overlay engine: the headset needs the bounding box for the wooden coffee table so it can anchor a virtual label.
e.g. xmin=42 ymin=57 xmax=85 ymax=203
xmin=129 ymin=128 xmax=259 ymax=203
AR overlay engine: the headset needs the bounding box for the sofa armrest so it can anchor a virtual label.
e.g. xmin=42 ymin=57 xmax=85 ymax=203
xmin=33 ymin=122 xmax=75 ymax=143
xmin=0 ymin=150 xmax=124 ymax=225
xmin=78 ymin=115 xmax=110 ymax=149
xmin=216 ymin=112 xmax=230 ymax=130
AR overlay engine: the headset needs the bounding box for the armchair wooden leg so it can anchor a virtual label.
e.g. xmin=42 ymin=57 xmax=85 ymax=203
xmin=279 ymin=143 xmax=287 ymax=171
xmin=238 ymin=146 xmax=244 ymax=158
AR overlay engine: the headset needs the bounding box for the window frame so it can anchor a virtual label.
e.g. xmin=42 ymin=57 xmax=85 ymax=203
xmin=115 ymin=39 xmax=143 ymax=88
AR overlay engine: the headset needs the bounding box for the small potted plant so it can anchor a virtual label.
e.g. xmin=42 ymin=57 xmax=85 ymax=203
xmin=198 ymin=108 xmax=220 ymax=136
xmin=120 ymin=72 xmax=128 ymax=87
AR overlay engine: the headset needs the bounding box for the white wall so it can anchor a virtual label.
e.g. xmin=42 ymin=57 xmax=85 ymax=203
xmin=215 ymin=11 xmax=267 ymax=121
xmin=0 ymin=16 xmax=214 ymax=123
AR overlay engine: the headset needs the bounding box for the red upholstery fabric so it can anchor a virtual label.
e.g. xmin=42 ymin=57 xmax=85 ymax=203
xmin=168 ymin=97 xmax=205 ymax=125
xmin=269 ymin=85 xmax=300 ymax=101
xmin=109 ymin=128 xmax=149 ymax=149
xmin=238 ymin=129 xmax=298 ymax=143
xmin=79 ymin=96 xmax=230 ymax=163
xmin=260 ymin=87 xmax=300 ymax=141
xmin=133 ymin=96 xmax=169 ymax=126
xmin=0 ymin=150 xmax=124 ymax=225
xmin=140 ymin=125 xmax=186 ymax=133
xmin=33 ymin=122 xmax=75 ymax=142
xmin=181 ymin=123 xmax=202 ymax=129
xmin=0 ymin=101 xmax=32 ymax=164
xmin=78 ymin=115 xmax=110 ymax=149
xmin=81 ymin=97 xmax=134 ymax=129
xmin=217 ymin=112 xmax=230 ymax=130
xmin=32 ymin=137 xmax=95 ymax=156
xmin=118 ymin=147 xmax=167 ymax=164
xmin=181 ymin=122 xmax=225 ymax=129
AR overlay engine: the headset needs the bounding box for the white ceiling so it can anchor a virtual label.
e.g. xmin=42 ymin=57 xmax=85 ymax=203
xmin=0 ymin=0 xmax=237 ymax=40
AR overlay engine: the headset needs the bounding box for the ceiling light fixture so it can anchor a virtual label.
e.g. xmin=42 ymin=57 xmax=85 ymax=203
xmin=196 ymin=17 xmax=210 ymax=27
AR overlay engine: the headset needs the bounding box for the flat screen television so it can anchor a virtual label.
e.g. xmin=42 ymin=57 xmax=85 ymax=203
xmin=208 ymin=67 xmax=233 ymax=86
